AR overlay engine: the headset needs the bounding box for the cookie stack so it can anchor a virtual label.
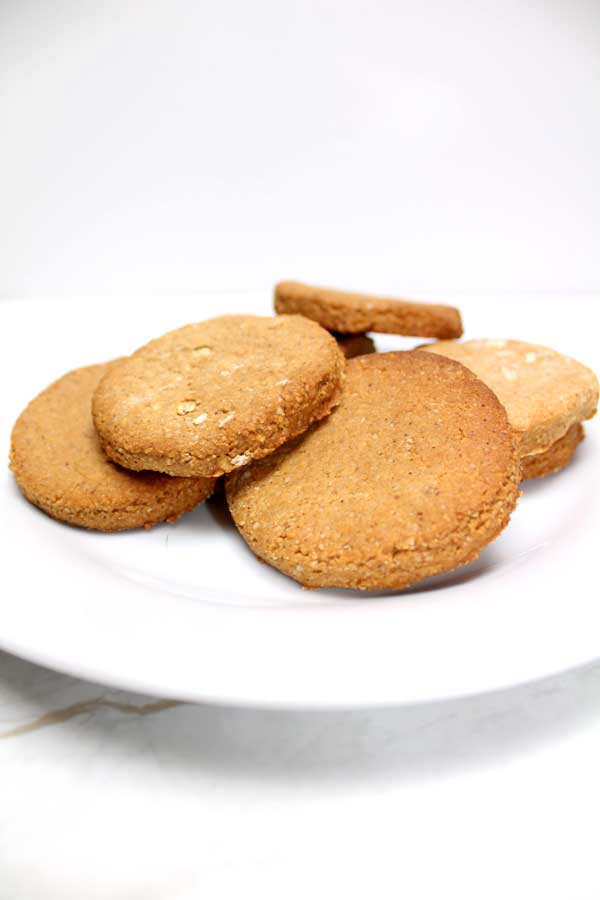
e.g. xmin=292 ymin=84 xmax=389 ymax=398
xmin=422 ymin=339 xmax=598 ymax=480
xmin=10 ymin=283 xmax=599 ymax=592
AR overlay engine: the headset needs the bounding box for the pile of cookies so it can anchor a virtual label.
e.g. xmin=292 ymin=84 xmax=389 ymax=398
xmin=10 ymin=282 xmax=599 ymax=591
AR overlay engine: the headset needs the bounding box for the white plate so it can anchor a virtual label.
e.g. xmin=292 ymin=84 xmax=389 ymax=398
xmin=1 ymin=293 xmax=598 ymax=707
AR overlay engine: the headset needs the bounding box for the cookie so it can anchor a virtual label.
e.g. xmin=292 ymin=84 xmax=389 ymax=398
xmin=423 ymin=339 xmax=598 ymax=456
xmin=226 ymin=352 xmax=520 ymax=591
xmin=521 ymin=423 xmax=584 ymax=481
xmin=10 ymin=362 xmax=215 ymax=531
xmin=93 ymin=315 xmax=345 ymax=478
xmin=333 ymin=332 xmax=376 ymax=359
xmin=274 ymin=281 xmax=463 ymax=338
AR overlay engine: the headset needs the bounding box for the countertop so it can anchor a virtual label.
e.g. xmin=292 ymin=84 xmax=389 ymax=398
xmin=2 ymin=650 xmax=600 ymax=899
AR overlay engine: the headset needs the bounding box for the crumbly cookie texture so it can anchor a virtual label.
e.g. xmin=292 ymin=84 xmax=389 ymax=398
xmin=93 ymin=315 xmax=346 ymax=478
xmin=423 ymin=339 xmax=598 ymax=456
xmin=226 ymin=351 xmax=520 ymax=591
xmin=521 ymin=423 xmax=584 ymax=481
xmin=274 ymin=281 xmax=463 ymax=338
xmin=332 ymin=332 xmax=376 ymax=359
xmin=10 ymin=361 xmax=215 ymax=531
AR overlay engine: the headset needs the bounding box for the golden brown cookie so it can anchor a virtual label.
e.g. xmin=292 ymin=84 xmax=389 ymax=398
xmin=333 ymin=332 xmax=376 ymax=359
xmin=274 ymin=281 xmax=463 ymax=338
xmin=226 ymin=352 xmax=520 ymax=591
xmin=521 ymin=423 xmax=584 ymax=481
xmin=10 ymin=362 xmax=215 ymax=531
xmin=93 ymin=315 xmax=345 ymax=478
xmin=423 ymin=339 xmax=598 ymax=456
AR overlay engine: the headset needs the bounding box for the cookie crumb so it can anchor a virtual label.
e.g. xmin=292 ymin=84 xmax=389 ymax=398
xmin=177 ymin=401 xmax=197 ymax=415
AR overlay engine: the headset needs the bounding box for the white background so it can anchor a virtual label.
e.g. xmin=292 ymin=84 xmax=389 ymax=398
xmin=1 ymin=0 xmax=599 ymax=297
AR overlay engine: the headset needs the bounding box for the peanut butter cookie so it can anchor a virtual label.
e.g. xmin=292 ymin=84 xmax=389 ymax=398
xmin=10 ymin=362 xmax=215 ymax=531
xmin=521 ymin=423 xmax=584 ymax=481
xmin=423 ymin=339 xmax=598 ymax=457
xmin=93 ymin=315 xmax=345 ymax=478
xmin=333 ymin=332 xmax=376 ymax=359
xmin=227 ymin=352 xmax=520 ymax=591
xmin=274 ymin=281 xmax=463 ymax=338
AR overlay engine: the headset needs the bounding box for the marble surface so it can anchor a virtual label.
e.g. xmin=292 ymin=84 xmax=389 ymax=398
xmin=2 ymin=650 xmax=600 ymax=899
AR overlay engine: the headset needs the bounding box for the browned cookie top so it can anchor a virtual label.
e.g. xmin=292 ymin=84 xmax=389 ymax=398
xmin=93 ymin=315 xmax=345 ymax=478
xmin=424 ymin=339 xmax=599 ymax=456
xmin=274 ymin=281 xmax=463 ymax=338
xmin=227 ymin=351 xmax=520 ymax=591
xmin=10 ymin=361 xmax=215 ymax=531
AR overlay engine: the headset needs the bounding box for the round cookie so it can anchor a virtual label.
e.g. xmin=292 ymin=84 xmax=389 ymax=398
xmin=423 ymin=339 xmax=598 ymax=456
xmin=226 ymin=352 xmax=520 ymax=591
xmin=93 ymin=315 xmax=345 ymax=478
xmin=521 ymin=423 xmax=584 ymax=481
xmin=274 ymin=281 xmax=463 ymax=338
xmin=333 ymin=332 xmax=376 ymax=359
xmin=10 ymin=362 xmax=215 ymax=531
